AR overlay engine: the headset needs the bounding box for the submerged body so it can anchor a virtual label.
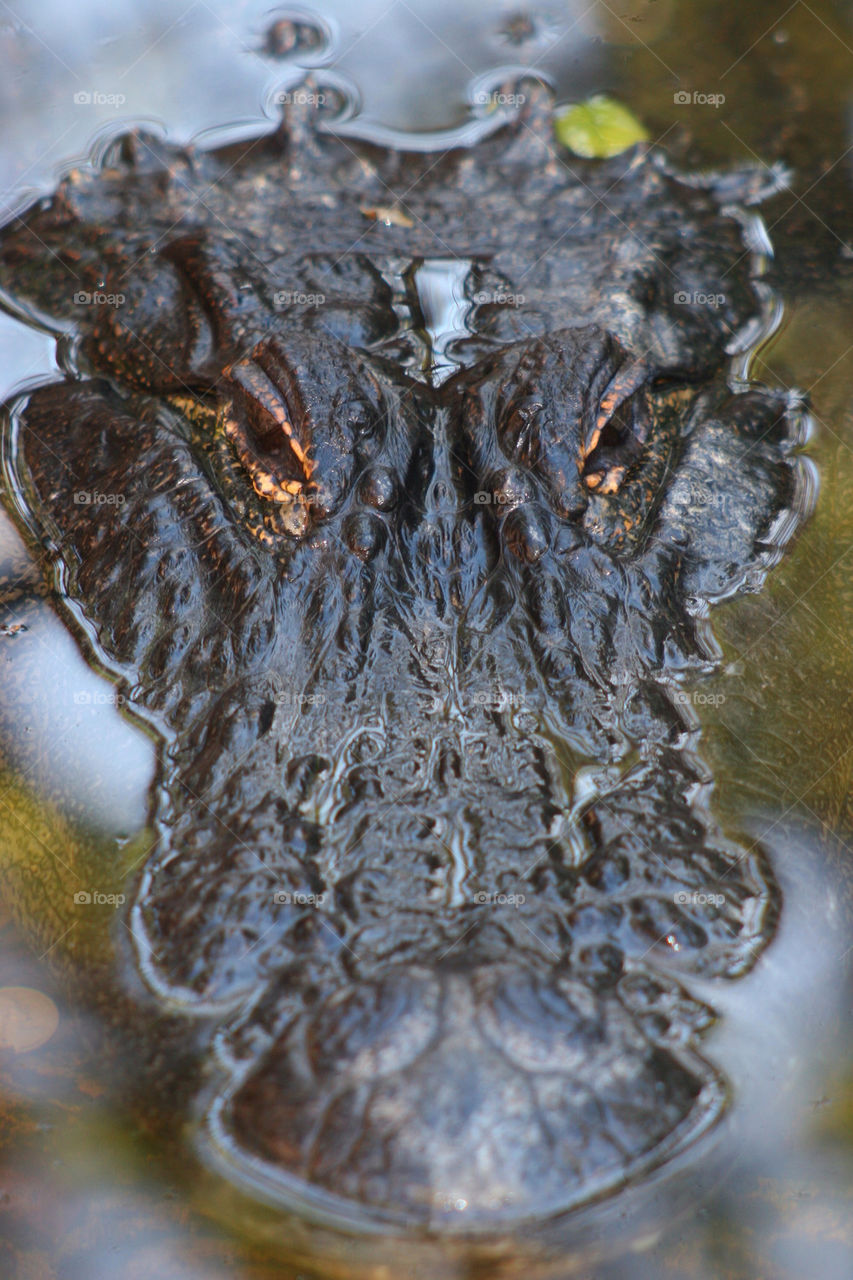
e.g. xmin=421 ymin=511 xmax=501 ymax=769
xmin=0 ymin=80 xmax=810 ymax=1229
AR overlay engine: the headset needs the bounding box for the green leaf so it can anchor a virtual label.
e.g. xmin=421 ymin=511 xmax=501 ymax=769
xmin=554 ymin=95 xmax=649 ymax=158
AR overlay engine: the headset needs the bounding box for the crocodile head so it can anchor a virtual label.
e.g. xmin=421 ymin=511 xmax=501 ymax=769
xmin=0 ymin=79 xmax=807 ymax=1232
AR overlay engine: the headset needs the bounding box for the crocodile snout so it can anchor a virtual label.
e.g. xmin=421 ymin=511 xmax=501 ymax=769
xmin=212 ymin=961 xmax=720 ymax=1229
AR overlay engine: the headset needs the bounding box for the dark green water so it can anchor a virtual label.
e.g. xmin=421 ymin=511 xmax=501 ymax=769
xmin=0 ymin=2 xmax=851 ymax=1277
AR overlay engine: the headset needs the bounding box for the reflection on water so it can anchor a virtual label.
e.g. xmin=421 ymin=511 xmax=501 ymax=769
xmin=0 ymin=1 xmax=852 ymax=1277
xmin=413 ymin=258 xmax=472 ymax=383
xmin=0 ymin=544 xmax=155 ymax=836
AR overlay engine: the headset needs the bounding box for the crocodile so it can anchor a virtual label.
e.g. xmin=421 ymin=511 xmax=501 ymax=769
xmin=0 ymin=78 xmax=811 ymax=1233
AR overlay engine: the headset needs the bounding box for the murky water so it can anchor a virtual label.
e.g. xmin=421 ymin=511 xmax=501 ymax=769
xmin=0 ymin=1 xmax=852 ymax=1277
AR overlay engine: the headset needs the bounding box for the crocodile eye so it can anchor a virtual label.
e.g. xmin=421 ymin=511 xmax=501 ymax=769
xmin=241 ymin=373 xmax=302 ymax=456
xmin=460 ymin=329 xmax=657 ymax=523
xmin=223 ymin=355 xmax=314 ymax=503
xmin=581 ymin=362 xmax=649 ymax=495
xmin=582 ymin=396 xmax=643 ymax=494
xmin=217 ymin=334 xmax=390 ymax=537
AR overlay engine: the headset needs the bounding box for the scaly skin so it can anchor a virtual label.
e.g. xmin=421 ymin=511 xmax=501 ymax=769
xmin=0 ymin=79 xmax=810 ymax=1231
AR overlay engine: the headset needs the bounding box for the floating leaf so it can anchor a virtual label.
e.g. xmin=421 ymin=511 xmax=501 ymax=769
xmin=554 ymin=95 xmax=649 ymax=158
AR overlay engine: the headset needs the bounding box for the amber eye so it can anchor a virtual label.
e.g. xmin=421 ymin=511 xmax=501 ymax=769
xmin=246 ymin=386 xmax=296 ymax=452
xmin=582 ymin=396 xmax=643 ymax=493
xmin=579 ymin=356 xmax=651 ymax=496
xmin=219 ymin=352 xmax=319 ymax=524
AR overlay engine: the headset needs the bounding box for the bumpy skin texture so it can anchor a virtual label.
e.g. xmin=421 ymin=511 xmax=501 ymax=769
xmin=0 ymin=82 xmax=806 ymax=1229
